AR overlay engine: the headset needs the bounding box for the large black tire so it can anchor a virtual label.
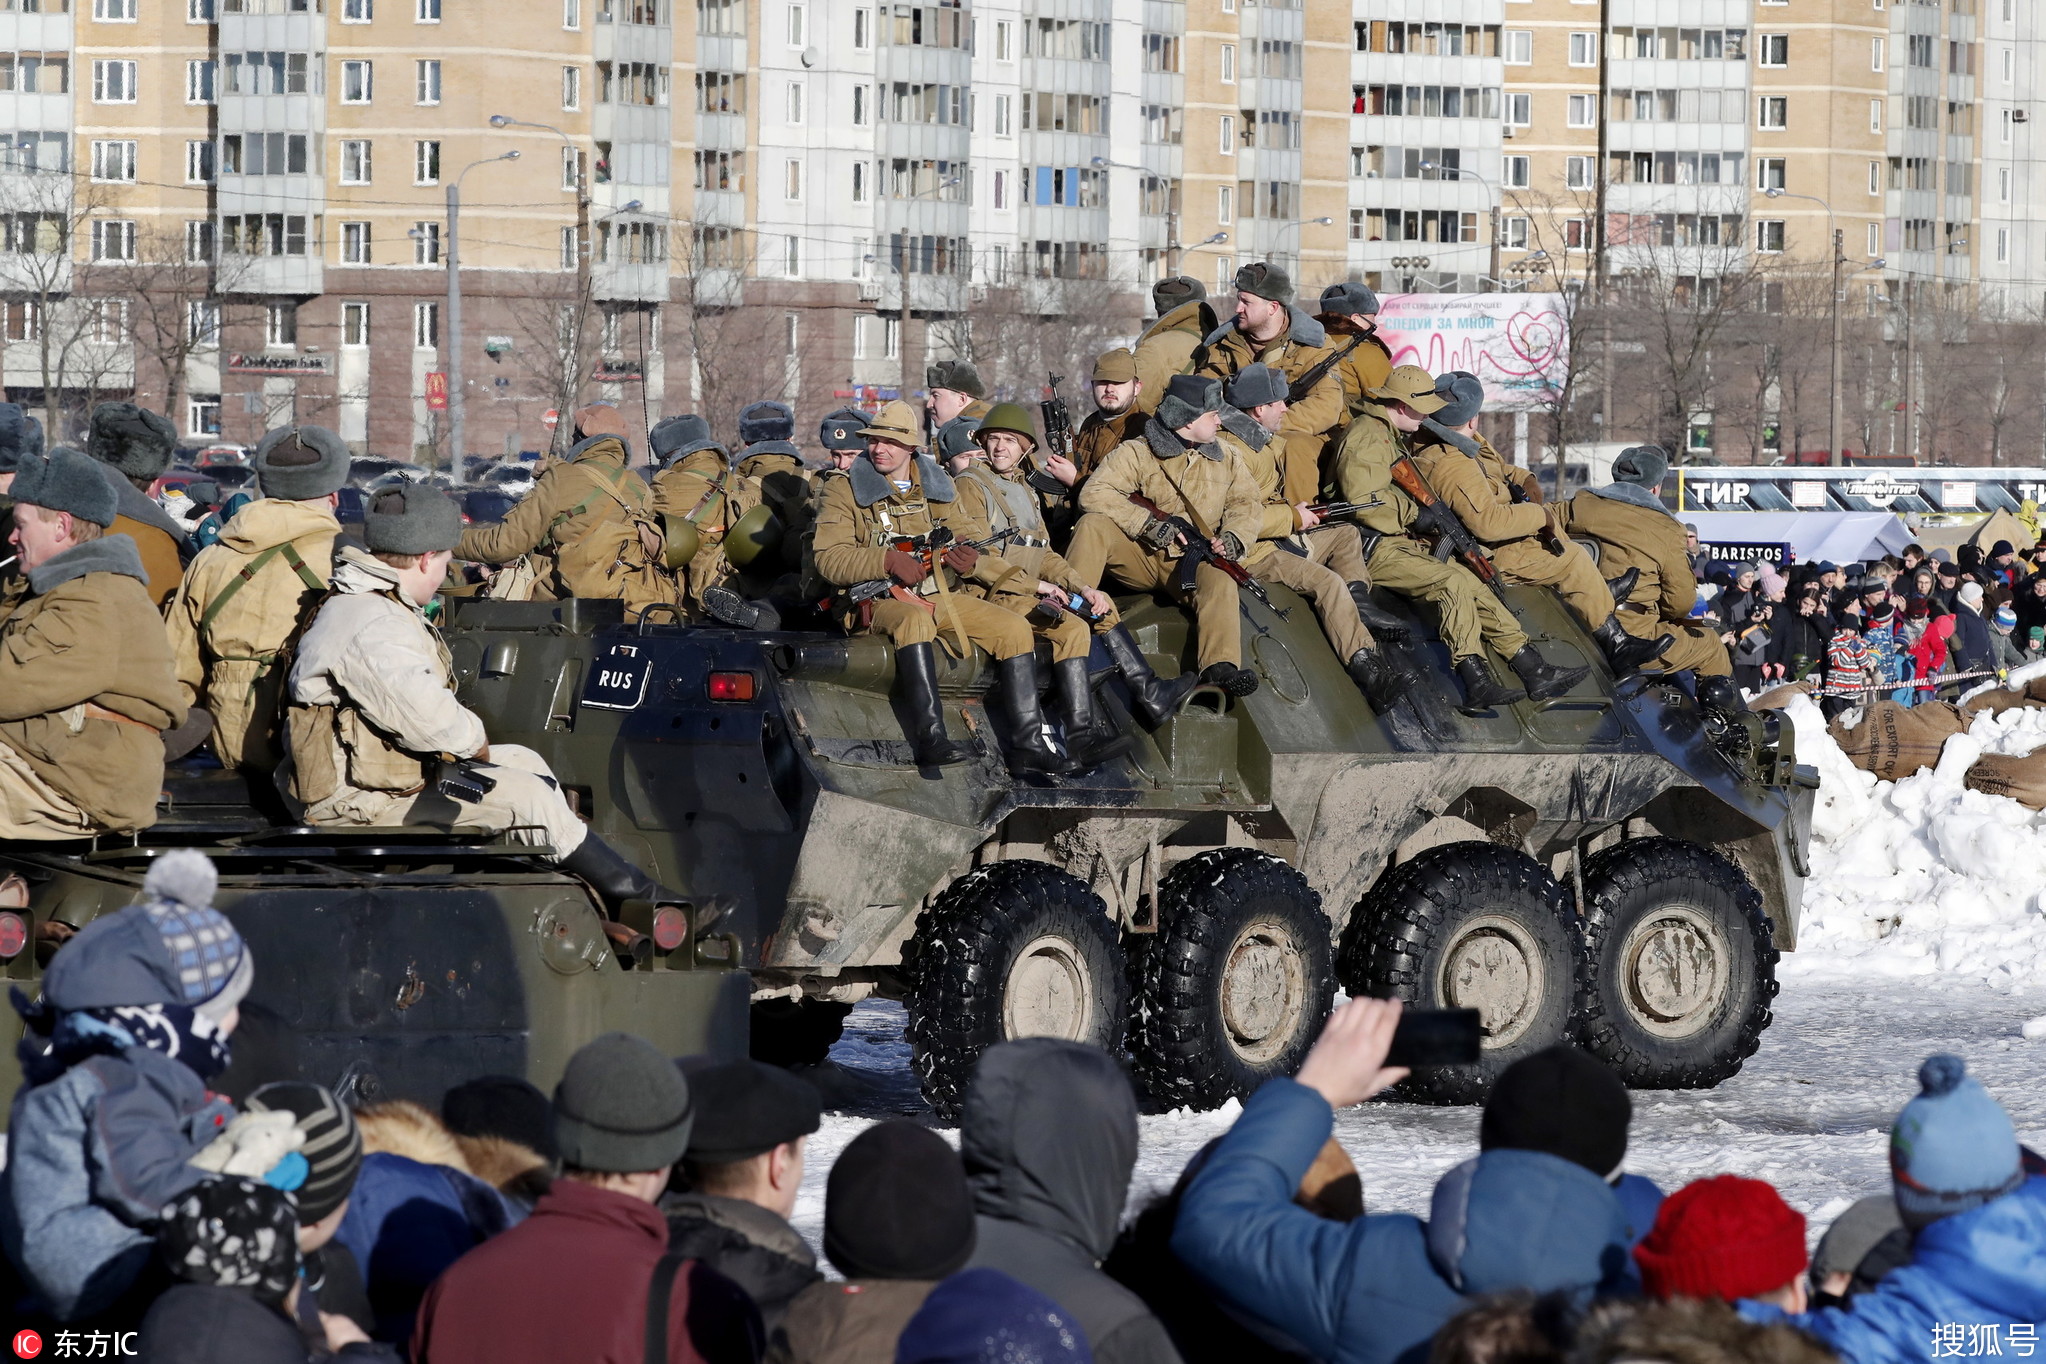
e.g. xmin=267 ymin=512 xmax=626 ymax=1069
xmin=1574 ymin=838 xmax=1779 ymax=1088
xmin=1128 ymin=849 xmax=1335 ymax=1111
xmin=749 ymin=998 xmax=855 ymax=1068
xmin=905 ymin=860 xmax=1127 ymax=1121
xmin=1338 ymin=842 xmax=1577 ymax=1104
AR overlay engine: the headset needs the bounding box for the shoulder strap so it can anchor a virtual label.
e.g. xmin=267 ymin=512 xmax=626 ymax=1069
xmin=645 ymin=1250 xmax=688 ymax=1364
xmin=550 ymin=464 xmax=648 ymax=546
xmin=278 ymin=542 xmax=325 ymax=592
xmin=197 ymin=543 xmax=289 ymax=635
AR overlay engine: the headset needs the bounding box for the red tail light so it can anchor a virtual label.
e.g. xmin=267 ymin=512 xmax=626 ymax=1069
xmin=707 ymin=671 xmax=757 ymax=701
xmin=0 ymin=913 xmax=26 ymax=960
xmin=652 ymin=906 xmax=689 ymax=952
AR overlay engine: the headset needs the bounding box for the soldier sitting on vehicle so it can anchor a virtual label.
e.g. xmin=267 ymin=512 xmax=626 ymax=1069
xmin=814 ymin=408 xmax=870 ymax=482
xmin=455 ymin=404 xmax=678 ymax=615
xmin=1192 ymin=263 xmax=1348 ymax=504
xmin=0 ymin=403 xmax=46 ymax=629
xmin=733 ymin=401 xmax=819 ymax=573
xmin=1410 ymin=373 xmax=1670 ymax=677
xmin=1133 ymin=277 xmax=1215 ymax=411
xmin=0 ymin=447 xmax=185 ymax=839
xmin=1218 ymin=364 xmax=1411 ymax=708
xmin=1065 ymin=374 xmax=1266 ymax=697
xmin=934 ymin=413 xmax=983 ymax=477
xmin=955 ymin=403 xmax=1199 ymax=767
xmin=1327 ymin=367 xmax=1582 ymax=712
xmin=809 ymin=400 xmax=1075 ymax=777
xmin=1566 ymin=444 xmax=1735 ymax=703
xmin=84 ymin=402 xmax=189 ymax=609
xmin=285 ymin=483 xmax=674 ymax=913
xmin=926 ymin=360 xmax=993 ymax=430
xmin=649 ymin=413 xmax=780 ymax=632
xmin=166 ymin=424 xmax=353 ymax=774
xmin=1313 ymin=283 xmax=1396 ymax=421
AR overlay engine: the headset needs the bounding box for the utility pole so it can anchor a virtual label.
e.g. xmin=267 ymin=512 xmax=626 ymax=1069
xmin=491 ymin=115 xmax=588 ymax=457
xmin=1830 ymin=228 xmax=1845 ymax=468
xmin=443 ymin=150 xmax=519 ymax=482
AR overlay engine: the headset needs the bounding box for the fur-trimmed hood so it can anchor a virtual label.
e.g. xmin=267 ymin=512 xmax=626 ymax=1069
xmin=1417 ymin=419 xmax=1482 ymax=459
xmin=1588 ymin=482 xmax=1677 ymax=518
xmin=848 ymin=451 xmax=957 ymax=507
xmin=1579 ymin=1297 xmax=1836 ymax=1364
xmin=1218 ymin=405 xmax=1272 ymax=451
xmin=1143 ymin=416 xmax=1226 ymax=463
xmin=26 ymin=533 xmax=148 ymax=595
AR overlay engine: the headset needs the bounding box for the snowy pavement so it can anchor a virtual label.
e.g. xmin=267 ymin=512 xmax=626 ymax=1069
xmin=787 ymin=694 xmax=2046 ymax=1258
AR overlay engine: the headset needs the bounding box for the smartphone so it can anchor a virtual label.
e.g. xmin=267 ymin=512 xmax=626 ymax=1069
xmin=1384 ymin=1008 xmax=1483 ymax=1068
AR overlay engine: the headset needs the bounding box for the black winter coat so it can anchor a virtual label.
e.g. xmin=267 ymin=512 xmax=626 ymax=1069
xmin=663 ymin=1193 xmax=822 ymax=1341
xmin=1770 ymin=607 xmax=1833 ymax=678
xmin=139 ymin=1285 xmax=399 ymax=1364
xmin=1951 ymin=606 xmax=1995 ymax=674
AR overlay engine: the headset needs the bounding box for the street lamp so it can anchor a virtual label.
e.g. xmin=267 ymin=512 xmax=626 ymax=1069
xmin=492 ymin=115 xmax=591 ymax=454
xmin=894 ymin=175 xmax=959 ymax=405
xmin=439 ymin=149 xmax=519 ymax=480
xmin=1762 ymin=187 xmax=1853 ymax=468
xmin=1272 ymin=216 xmax=1332 ymax=281
xmin=1421 ymin=160 xmax=1503 ymax=290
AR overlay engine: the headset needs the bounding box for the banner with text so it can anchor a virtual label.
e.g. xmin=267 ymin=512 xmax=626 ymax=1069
xmin=1374 ymin=293 xmax=1570 ymax=410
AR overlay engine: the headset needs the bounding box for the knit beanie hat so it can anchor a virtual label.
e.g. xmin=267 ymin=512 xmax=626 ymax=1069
xmin=244 ymin=1082 xmax=362 ymax=1224
xmin=896 ymin=1267 xmax=1093 ymax=1364
xmin=11 ymin=447 xmax=119 ymax=527
xmin=157 ymin=1176 xmax=301 ymax=1307
xmin=1995 ymin=605 xmax=2017 ymax=630
xmin=1480 ymin=1044 xmax=1632 ymax=1180
xmin=442 ymin=1074 xmax=556 ymax=1159
xmin=553 ymin=1032 xmax=694 ymax=1173
xmin=363 ymin=483 xmax=462 ymax=555
xmin=1156 ymin=374 xmax=1223 ymax=433
xmin=253 ymin=425 xmax=350 ymax=502
xmin=1810 ymin=1194 xmax=1904 ymax=1281
xmin=1890 ymin=1054 xmax=2023 ymax=1230
xmin=1959 ymin=582 xmax=1985 ymax=608
xmin=41 ymin=852 xmax=252 ymax=1022
xmin=678 ymin=1057 xmax=822 ymax=1164
xmin=0 ymin=402 xmax=44 ymax=474
xmin=88 ymin=402 xmax=178 ymax=482
xmin=1633 ymin=1175 xmax=1808 ymax=1301
xmin=823 ymin=1120 xmax=976 ymax=1281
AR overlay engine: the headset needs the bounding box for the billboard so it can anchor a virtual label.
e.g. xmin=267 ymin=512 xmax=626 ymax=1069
xmin=1372 ymin=293 xmax=1570 ymax=410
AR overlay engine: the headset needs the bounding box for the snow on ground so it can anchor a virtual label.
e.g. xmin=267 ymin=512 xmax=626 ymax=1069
xmin=788 ymin=697 xmax=2046 ymax=1257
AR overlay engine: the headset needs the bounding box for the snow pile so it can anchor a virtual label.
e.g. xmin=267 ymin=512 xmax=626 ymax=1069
xmin=1784 ymin=693 xmax=2046 ymax=991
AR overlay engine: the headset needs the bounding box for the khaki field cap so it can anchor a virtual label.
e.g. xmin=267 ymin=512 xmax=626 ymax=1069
xmin=858 ymin=399 xmax=922 ymax=447
xmin=1091 ymin=348 xmax=1138 ymax=383
xmin=1367 ymin=365 xmax=1449 ymax=415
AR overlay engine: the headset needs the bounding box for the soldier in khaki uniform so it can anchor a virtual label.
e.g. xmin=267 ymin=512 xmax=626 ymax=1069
xmin=85 ymin=403 xmax=188 ymax=609
xmin=1325 ymin=370 xmax=1581 ymax=711
xmin=0 ymin=404 xmax=46 ymax=631
xmin=815 ymin=408 xmax=868 ymax=480
xmin=926 ymin=360 xmax=993 ymax=430
xmin=1314 ymin=282 xmax=1396 ymax=422
xmin=1192 ymin=263 xmax=1348 ymax=507
xmin=1131 ymin=277 xmax=1216 ymax=413
xmin=731 ymin=401 xmax=818 ymax=586
xmin=811 ymin=400 xmax=1073 ymax=776
xmin=1409 ymin=373 xmax=1668 ymax=676
xmin=649 ymin=413 xmax=774 ymax=627
xmin=165 ymin=424 xmax=351 ymax=773
xmin=1065 ymin=348 xmax=1148 ymax=484
xmin=1566 ymin=445 xmax=1732 ymax=692
xmin=0 ymin=448 xmax=185 ymax=838
xmin=456 ymin=404 xmax=678 ymax=615
xmin=1067 ymin=374 xmax=1267 ymax=697
xmin=956 ymin=404 xmax=1199 ymax=764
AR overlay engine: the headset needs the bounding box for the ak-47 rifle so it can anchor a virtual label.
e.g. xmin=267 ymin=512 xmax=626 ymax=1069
xmin=1029 ymin=373 xmax=1079 ymax=497
xmin=834 ymin=525 xmax=1022 ymax=612
xmin=1285 ymin=316 xmax=1377 ymax=405
xmin=1296 ymin=499 xmax=1386 ymax=530
xmin=1386 ymin=455 xmax=1510 ymax=601
xmin=1127 ymin=490 xmax=1291 ymax=621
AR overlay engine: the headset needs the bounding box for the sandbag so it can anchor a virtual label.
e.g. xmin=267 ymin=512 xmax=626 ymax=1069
xmin=1960 ymin=687 xmax=2046 ymax=718
xmin=1750 ymin=682 xmax=1815 ymax=713
xmin=1963 ymin=750 xmax=2046 ymax=811
xmin=1828 ymin=700 xmax=1968 ymax=781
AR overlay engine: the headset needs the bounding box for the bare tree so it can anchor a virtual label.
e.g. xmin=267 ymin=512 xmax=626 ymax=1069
xmin=0 ymin=166 xmax=119 ymax=438
xmin=103 ymin=227 xmax=250 ymax=431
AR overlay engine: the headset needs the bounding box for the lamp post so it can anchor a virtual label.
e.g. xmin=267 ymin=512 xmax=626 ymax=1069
xmin=1421 ymin=160 xmax=1502 ymax=291
xmin=1761 ymin=187 xmax=1849 ymax=467
xmin=440 ymin=149 xmax=519 ymax=480
xmin=491 ymin=115 xmax=590 ymax=455
xmin=896 ymin=175 xmax=959 ymax=405
xmin=1274 ymin=216 xmax=1333 ymax=282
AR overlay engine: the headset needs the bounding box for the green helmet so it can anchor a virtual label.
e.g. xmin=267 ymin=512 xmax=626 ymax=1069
xmin=973 ymin=402 xmax=1038 ymax=449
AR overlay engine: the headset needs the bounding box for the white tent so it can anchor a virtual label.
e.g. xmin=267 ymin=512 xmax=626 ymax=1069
xmin=1678 ymin=511 xmax=1914 ymax=567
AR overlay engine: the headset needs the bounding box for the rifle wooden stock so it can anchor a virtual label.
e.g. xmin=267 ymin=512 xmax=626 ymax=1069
xmin=1387 ymin=457 xmax=1507 ymax=594
xmin=1126 ymin=490 xmax=1291 ymax=618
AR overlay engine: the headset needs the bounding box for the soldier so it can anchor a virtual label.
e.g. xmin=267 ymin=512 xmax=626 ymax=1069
xmin=1326 ymin=367 xmax=1579 ymax=711
xmin=1313 ymin=282 xmax=1396 ymax=419
xmin=84 ymin=402 xmax=187 ymax=607
xmin=455 ymin=404 xmax=678 ymax=615
xmin=955 ymin=403 xmax=1199 ymax=764
xmin=810 ymin=399 xmax=1073 ymax=776
xmin=165 ymin=424 xmax=351 ymax=773
xmin=733 ymin=401 xmax=819 ymax=575
xmin=1132 ymin=277 xmax=1218 ymax=413
xmin=0 ymin=404 xmax=45 ymax=624
xmin=1565 ymin=444 xmax=1734 ymax=699
xmin=935 ymin=414 xmax=983 ymax=476
xmin=925 ymin=360 xmax=991 ymax=427
xmin=0 ymin=447 xmax=184 ymax=838
xmin=1219 ymin=365 xmax=1409 ymax=705
xmin=648 ymin=413 xmax=774 ymax=628
xmin=1067 ymin=374 xmax=1266 ymax=697
xmin=1063 ymin=348 xmax=1146 ymax=486
xmin=286 ymin=483 xmax=674 ymax=911
xmin=1411 ymin=373 xmax=1668 ymax=675
xmin=1192 ymin=263 xmax=1347 ymax=507
xmin=815 ymin=407 xmax=870 ymax=481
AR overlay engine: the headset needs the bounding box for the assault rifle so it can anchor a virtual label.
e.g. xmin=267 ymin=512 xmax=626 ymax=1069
xmin=835 ymin=526 xmax=1021 ymax=611
xmin=1029 ymin=373 xmax=1079 ymax=497
xmin=1127 ymin=491 xmax=1291 ymax=621
xmin=1285 ymin=316 xmax=1378 ymax=405
xmin=1386 ymin=456 xmax=1510 ymax=601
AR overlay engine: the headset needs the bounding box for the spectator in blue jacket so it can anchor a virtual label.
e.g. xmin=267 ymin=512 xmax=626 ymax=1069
xmin=1740 ymin=1055 xmax=2045 ymax=1363
xmin=1171 ymin=1001 xmax=1636 ymax=1364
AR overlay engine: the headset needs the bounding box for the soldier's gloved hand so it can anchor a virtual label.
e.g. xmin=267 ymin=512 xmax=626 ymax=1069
xmin=1216 ymin=533 xmax=1246 ymax=562
xmin=884 ymin=549 xmax=927 ymax=585
xmin=943 ymin=545 xmax=980 ymax=576
xmin=1140 ymin=518 xmax=1183 ymax=552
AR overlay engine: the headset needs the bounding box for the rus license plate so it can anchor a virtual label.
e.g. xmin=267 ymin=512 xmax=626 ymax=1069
xmin=582 ymin=644 xmax=652 ymax=710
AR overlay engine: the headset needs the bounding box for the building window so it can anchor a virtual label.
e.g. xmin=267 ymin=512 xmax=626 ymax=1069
xmin=342 ymin=301 xmax=370 ymax=346
xmin=784 ymin=158 xmax=802 ymax=200
xmin=93 ymin=0 xmax=136 ymax=20
xmin=853 ymin=6 xmax=870 ymax=49
xmin=1561 ymin=155 xmax=1592 ymax=190
xmin=783 ymin=234 xmax=799 ymax=275
xmin=1758 ymin=96 xmax=1787 ymax=129
xmin=1504 ymin=30 xmax=1532 ymax=64
xmin=991 ymin=169 xmax=1006 ymax=209
xmin=1758 ymin=34 xmax=1788 ymax=66
xmin=1996 ymin=227 xmax=2011 ymax=262
xmin=414 ymin=140 xmax=440 ymax=184
xmin=90 ymin=219 xmax=136 ymax=261
xmin=1502 ymin=217 xmax=1530 ymax=250
xmin=1756 ymin=219 xmax=1786 ymax=253
xmin=1567 ymin=31 xmax=1596 ymax=65
xmin=188 ymin=395 xmax=222 ymax=437
xmin=90 ymin=139 xmax=136 ymax=182
xmin=340 ymin=139 xmax=372 ymax=183
xmin=852 ymin=84 xmax=869 ymax=125
xmin=416 ymin=0 xmax=438 ymax=19
xmin=851 ymin=160 xmax=869 ymax=203
xmin=341 ymin=60 xmax=372 ymax=102
xmin=187 ymin=298 xmax=220 ymax=345
xmin=265 ymin=301 xmax=298 ymax=348
xmin=185 ymin=220 xmax=215 ymax=263
xmin=1503 ymin=155 xmax=1530 ymax=188
xmin=342 ymin=0 xmax=372 ymax=18
xmin=1566 ymin=94 xmax=1595 ymax=127
xmin=563 ymin=66 xmax=580 ymax=109
xmin=412 ymin=220 xmax=440 ymax=263
xmin=1758 ymin=157 xmax=1786 ymax=191
xmin=1218 ymin=185 xmax=1233 ymax=223
xmin=416 ymin=59 xmax=440 ymax=103
xmin=786 ymin=80 xmax=803 ymax=123
xmin=1869 ymin=99 xmax=1883 ymax=133
xmin=2002 ymin=109 xmax=2014 ymax=144
xmin=222 ymin=133 xmax=310 ymax=176
xmin=993 ymin=17 xmax=1010 ymax=61
xmin=1870 ymin=160 xmax=1881 ymax=195
xmin=561 ymin=145 xmax=584 ymax=190
xmin=341 ymin=221 xmax=371 ymax=263
xmin=562 ymin=0 xmax=578 ymax=25
xmin=1219 ymin=114 xmax=1235 ymax=154
xmin=221 ymin=214 xmax=312 ymax=257
xmin=1867 ymin=222 xmax=1881 ymax=256
xmin=92 ymin=59 xmax=137 ymax=102
xmin=186 ymin=58 xmax=217 ymax=102
xmin=414 ymin=301 xmax=439 ymax=349
xmin=1871 ymin=37 xmax=1884 ymax=71
xmin=994 ymin=92 xmax=1010 ymax=136
xmin=2000 ymin=166 xmax=2013 ymax=203
xmin=1505 ymin=92 xmax=1532 ymax=127
xmin=1220 ymin=43 xmax=1235 ymax=82
xmin=189 ymin=0 xmax=217 ymax=20
xmin=185 ymin=139 xmax=215 ymax=183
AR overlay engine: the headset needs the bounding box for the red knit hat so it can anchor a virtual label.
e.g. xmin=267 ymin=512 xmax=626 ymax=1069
xmin=1633 ymin=1175 xmax=1808 ymax=1301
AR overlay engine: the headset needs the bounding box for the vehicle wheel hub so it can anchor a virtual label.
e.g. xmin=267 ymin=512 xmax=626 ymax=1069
xmin=1220 ymin=919 xmax=1308 ymax=1062
xmin=1004 ymin=935 xmax=1093 ymax=1041
xmin=1439 ymin=915 xmax=1544 ymax=1048
xmin=1621 ymin=906 xmax=1729 ymax=1038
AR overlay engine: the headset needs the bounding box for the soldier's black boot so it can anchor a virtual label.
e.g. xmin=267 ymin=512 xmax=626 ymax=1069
xmin=1697 ymin=674 xmax=1746 ymax=712
xmin=895 ymin=643 xmax=974 ymax=767
xmin=1594 ymin=614 xmax=1674 ymax=674
xmin=1055 ymin=656 xmax=1133 ymax=770
xmin=1509 ymin=645 xmax=1590 ymax=701
xmin=1347 ymin=583 xmax=1412 ymax=645
xmin=562 ymin=833 xmax=727 ymax=933
xmin=1454 ymin=656 xmax=1526 ymax=712
xmin=998 ymin=654 xmax=1080 ymax=777
xmin=1101 ymin=625 xmax=1201 ymax=725
xmin=1346 ymin=648 xmax=1406 ymax=712
xmin=1605 ymin=567 xmax=1640 ymax=602
xmin=702 ymin=584 xmax=781 ymax=631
